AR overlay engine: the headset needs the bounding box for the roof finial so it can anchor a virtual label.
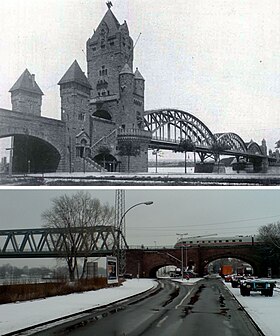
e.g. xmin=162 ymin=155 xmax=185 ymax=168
xmin=106 ymin=1 xmax=113 ymax=9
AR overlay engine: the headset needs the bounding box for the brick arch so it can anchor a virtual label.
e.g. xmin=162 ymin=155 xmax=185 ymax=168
xmin=200 ymin=251 xmax=261 ymax=276
xmin=126 ymin=245 xmax=268 ymax=278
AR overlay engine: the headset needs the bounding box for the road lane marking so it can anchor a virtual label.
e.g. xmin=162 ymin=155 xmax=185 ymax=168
xmin=175 ymin=291 xmax=192 ymax=310
xmin=156 ymin=315 xmax=168 ymax=327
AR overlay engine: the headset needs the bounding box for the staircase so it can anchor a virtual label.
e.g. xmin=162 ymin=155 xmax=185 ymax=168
xmin=91 ymin=128 xmax=118 ymax=157
xmin=84 ymin=156 xmax=107 ymax=172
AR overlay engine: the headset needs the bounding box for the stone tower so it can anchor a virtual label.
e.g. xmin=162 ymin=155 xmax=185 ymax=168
xmin=58 ymin=60 xmax=92 ymax=172
xmin=9 ymin=69 xmax=43 ymax=116
xmin=86 ymin=6 xmax=151 ymax=172
xmin=58 ymin=5 xmax=151 ymax=172
xmin=87 ymin=8 xmax=133 ymax=101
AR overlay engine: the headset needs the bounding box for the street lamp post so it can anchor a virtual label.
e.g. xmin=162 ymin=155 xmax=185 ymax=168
xmin=176 ymin=233 xmax=188 ymax=280
xmin=117 ymin=201 xmax=153 ymax=276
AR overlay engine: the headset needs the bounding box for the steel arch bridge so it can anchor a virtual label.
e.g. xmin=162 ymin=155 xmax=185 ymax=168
xmin=144 ymin=108 xmax=265 ymax=160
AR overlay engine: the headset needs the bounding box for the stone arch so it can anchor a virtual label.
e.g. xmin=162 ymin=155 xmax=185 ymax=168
xmin=0 ymin=110 xmax=66 ymax=172
xmin=93 ymin=153 xmax=118 ymax=172
xmin=93 ymin=109 xmax=112 ymax=121
xmin=1 ymin=134 xmax=61 ymax=173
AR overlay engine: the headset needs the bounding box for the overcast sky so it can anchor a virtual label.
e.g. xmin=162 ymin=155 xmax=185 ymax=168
xmin=1 ymin=188 xmax=280 ymax=251
xmin=0 ymin=0 xmax=279 ymax=151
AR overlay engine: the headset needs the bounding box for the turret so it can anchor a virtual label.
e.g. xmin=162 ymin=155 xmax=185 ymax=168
xmin=134 ymin=68 xmax=145 ymax=98
xmin=261 ymin=139 xmax=267 ymax=156
xmin=119 ymin=63 xmax=135 ymax=128
xmin=9 ymin=69 xmax=44 ymax=116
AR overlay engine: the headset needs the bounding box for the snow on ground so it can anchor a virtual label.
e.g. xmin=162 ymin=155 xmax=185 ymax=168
xmin=1 ymin=278 xmax=280 ymax=336
xmin=0 ymin=279 xmax=157 ymax=335
xmin=225 ymin=280 xmax=280 ymax=336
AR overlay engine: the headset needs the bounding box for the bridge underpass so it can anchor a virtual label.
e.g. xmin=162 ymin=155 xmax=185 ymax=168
xmin=125 ymin=245 xmax=269 ymax=278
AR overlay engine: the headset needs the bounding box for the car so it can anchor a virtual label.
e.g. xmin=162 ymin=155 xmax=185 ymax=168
xmin=123 ymin=273 xmax=133 ymax=279
xmin=184 ymin=271 xmax=198 ymax=278
xmin=240 ymin=279 xmax=276 ymax=296
xmin=224 ymin=274 xmax=233 ymax=282
xmin=231 ymin=275 xmax=245 ymax=288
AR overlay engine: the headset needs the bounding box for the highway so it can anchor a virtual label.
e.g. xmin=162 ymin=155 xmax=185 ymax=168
xmin=37 ymin=278 xmax=264 ymax=336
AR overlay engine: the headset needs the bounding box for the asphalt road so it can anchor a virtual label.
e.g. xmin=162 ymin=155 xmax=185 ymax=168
xmin=37 ymin=278 xmax=264 ymax=336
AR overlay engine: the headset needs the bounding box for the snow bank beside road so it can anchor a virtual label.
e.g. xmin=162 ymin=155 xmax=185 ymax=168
xmin=226 ymin=280 xmax=280 ymax=336
xmin=0 ymin=279 xmax=157 ymax=335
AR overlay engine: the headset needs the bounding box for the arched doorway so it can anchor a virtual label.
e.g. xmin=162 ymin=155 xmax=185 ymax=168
xmin=93 ymin=153 xmax=118 ymax=172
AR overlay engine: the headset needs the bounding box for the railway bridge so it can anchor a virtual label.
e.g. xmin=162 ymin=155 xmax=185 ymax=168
xmin=125 ymin=245 xmax=269 ymax=278
xmin=0 ymin=227 xmax=272 ymax=277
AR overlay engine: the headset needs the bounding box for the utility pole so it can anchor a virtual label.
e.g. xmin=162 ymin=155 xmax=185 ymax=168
xmin=176 ymin=233 xmax=188 ymax=280
xmin=114 ymin=190 xmax=126 ymax=275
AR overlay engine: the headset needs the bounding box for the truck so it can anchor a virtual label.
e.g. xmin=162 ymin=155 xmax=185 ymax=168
xmin=220 ymin=265 xmax=233 ymax=277
xmin=240 ymin=279 xmax=276 ymax=297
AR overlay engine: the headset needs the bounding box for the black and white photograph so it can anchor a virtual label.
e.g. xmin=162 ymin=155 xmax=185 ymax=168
xmin=0 ymin=0 xmax=279 ymax=185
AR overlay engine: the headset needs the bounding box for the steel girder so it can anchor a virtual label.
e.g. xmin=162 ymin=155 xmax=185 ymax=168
xmin=214 ymin=133 xmax=247 ymax=153
xmin=247 ymin=142 xmax=263 ymax=155
xmin=0 ymin=226 xmax=120 ymax=258
xmin=144 ymin=109 xmax=265 ymax=158
xmin=144 ymin=109 xmax=215 ymax=147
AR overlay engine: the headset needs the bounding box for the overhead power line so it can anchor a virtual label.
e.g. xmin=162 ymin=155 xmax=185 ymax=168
xmin=129 ymin=214 xmax=280 ymax=230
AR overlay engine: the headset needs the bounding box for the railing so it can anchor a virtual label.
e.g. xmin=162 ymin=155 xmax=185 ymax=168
xmin=117 ymin=128 xmax=152 ymax=139
xmin=128 ymin=245 xmax=175 ymax=250
xmin=91 ymin=128 xmax=118 ymax=151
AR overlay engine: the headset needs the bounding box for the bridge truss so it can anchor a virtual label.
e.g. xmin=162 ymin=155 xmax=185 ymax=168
xmin=144 ymin=108 xmax=265 ymax=160
xmin=0 ymin=226 xmax=126 ymax=258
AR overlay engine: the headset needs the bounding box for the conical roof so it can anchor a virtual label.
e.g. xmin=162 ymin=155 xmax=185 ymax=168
xmin=119 ymin=63 xmax=133 ymax=75
xmin=58 ymin=60 xmax=91 ymax=88
xmin=9 ymin=69 xmax=44 ymax=95
xmin=134 ymin=68 xmax=145 ymax=80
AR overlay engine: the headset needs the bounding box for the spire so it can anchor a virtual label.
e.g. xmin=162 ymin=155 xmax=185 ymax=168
xmin=9 ymin=69 xmax=44 ymax=95
xmin=58 ymin=60 xmax=91 ymax=88
xmin=119 ymin=63 xmax=133 ymax=75
xmin=94 ymin=7 xmax=120 ymax=37
xmin=134 ymin=68 xmax=145 ymax=80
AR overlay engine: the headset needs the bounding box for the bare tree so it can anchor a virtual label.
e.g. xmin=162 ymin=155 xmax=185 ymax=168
xmin=42 ymin=191 xmax=114 ymax=281
xmin=258 ymin=222 xmax=280 ymax=249
xmin=118 ymin=140 xmax=140 ymax=172
xmin=176 ymin=139 xmax=195 ymax=173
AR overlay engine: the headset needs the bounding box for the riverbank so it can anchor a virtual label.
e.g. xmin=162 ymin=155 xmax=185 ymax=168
xmin=1 ymin=171 xmax=280 ymax=186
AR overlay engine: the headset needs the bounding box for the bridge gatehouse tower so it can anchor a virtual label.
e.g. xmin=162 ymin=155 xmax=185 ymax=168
xmin=57 ymin=6 xmax=151 ymax=172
